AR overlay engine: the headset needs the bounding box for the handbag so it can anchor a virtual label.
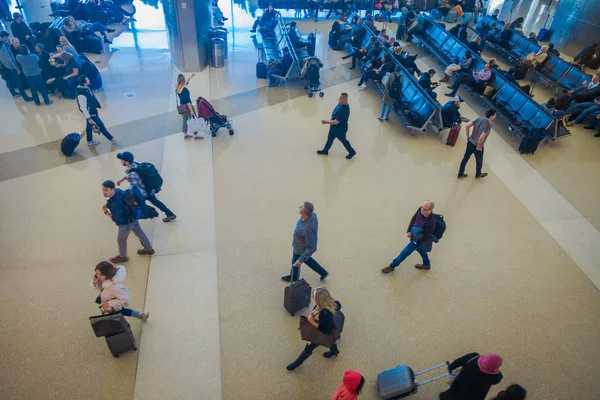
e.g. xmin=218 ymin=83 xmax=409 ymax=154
xmin=176 ymin=89 xmax=191 ymax=115
xmin=186 ymin=117 xmax=207 ymax=136
xmin=299 ymin=315 xmax=337 ymax=347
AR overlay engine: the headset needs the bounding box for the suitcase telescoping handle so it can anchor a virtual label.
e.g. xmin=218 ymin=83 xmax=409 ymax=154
xmin=414 ymin=362 xmax=450 ymax=387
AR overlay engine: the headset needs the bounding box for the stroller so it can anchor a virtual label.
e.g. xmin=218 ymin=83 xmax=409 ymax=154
xmin=302 ymin=56 xmax=324 ymax=98
xmin=196 ymin=96 xmax=234 ymax=137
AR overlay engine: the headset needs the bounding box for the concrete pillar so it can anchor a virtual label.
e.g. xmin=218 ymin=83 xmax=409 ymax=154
xmin=162 ymin=0 xmax=212 ymax=72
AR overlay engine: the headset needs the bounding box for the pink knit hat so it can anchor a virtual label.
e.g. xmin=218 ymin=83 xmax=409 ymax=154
xmin=477 ymin=354 xmax=503 ymax=375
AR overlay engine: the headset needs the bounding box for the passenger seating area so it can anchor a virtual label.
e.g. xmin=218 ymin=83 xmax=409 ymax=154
xmin=473 ymin=15 xmax=593 ymax=92
xmin=347 ymin=22 xmax=442 ymax=133
xmin=414 ymin=15 xmax=570 ymax=141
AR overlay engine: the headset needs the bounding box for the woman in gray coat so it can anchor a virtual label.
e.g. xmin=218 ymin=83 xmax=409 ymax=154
xmin=379 ymin=66 xmax=403 ymax=121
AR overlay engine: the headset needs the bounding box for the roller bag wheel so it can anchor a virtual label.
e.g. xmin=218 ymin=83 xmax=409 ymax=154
xmin=256 ymin=62 xmax=267 ymax=79
xmin=85 ymin=34 xmax=104 ymax=54
xmin=105 ymin=324 xmax=137 ymax=357
xmin=378 ymin=362 xmax=449 ymax=399
xmin=61 ymin=131 xmax=85 ymax=156
xmin=446 ymin=123 xmax=460 ymax=146
xmin=284 ymin=268 xmax=311 ymax=316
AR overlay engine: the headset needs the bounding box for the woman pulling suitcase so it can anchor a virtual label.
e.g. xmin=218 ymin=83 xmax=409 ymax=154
xmin=91 ymin=261 xmax=149 ymax=322
xmin=286 ymin=287 xmax=342 ymax=370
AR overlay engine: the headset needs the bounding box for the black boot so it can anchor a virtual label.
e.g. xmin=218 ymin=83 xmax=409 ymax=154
xmin=323 ymin=343 xmax=339 ymax=358
xmin=286 ymin=346 xmax=313 ymax=370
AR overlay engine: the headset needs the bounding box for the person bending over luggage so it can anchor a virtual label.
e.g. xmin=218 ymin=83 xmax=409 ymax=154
xmin=288 ymin=22 xmax=310 ymax=49
xmin=357 ymin=53 xmax=394 ymax=90
xmin=491 ymin=384 xmax=527 ymax=400
xmin=419 ymin=69 xmax=440 ymax=99
xmin=342 ymin=36 xmax=376 ymax=70
xmin=91 ymin=261 xmax=150 ymax=322
xmin=382 ymin=201 xmax=437 ymax=273
xmin=439 ymin=353 xmax=503 ymax=400
xmin=445 ymin=64 xmax=492 ymax=97
xmin=441 ymin=96 xmax=468 ymax=130
xmin=441 ymin=51 xmax=472 ymax=82
xmin=267 ymin=47 xmax=293 ymax=88
xmin=286 ymin=287 xmax=341 ymax=370
xmin=250 ymin=4 xmax=277 ymax=33
xmin=332 ymin=370 xmax=365 ymax=400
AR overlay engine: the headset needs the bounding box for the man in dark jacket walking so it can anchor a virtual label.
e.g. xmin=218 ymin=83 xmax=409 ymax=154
xmin=382 ymin=201 xmax=436 ymax=273
xmin=77 ymin=75 xmax=116 ymax=146
xmin=317 ymin=93 xmax=356 ymax=159
xmin=102 ymin=180 xmax=154 ymax=264
xmin=281 ymin=201 xmax=329 ymax=282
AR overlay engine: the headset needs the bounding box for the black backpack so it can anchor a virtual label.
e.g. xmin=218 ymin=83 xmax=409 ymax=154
xmin=431 ymin=214 xmax=446 ymax=243
xmin=130 ymin=162 xmax=163 ymax=193
xmin=121 ymin=187 xmax=143 ymax=222
xmin=389 ymin=75 xmax=403 ymax=99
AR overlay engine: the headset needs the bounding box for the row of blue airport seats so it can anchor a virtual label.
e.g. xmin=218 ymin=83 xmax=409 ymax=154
xmin=257 ymin=15 xmax=304 ymax=79
xmin=414 ymin=15 xmax=570 ymax=141
xmin=345 ymin=20 xmax=442 ymax=133
xmin=473 ymin=14 xmax=593 ymax=93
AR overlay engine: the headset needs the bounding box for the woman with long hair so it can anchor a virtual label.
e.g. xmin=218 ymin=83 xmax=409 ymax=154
xmin=287 ymin=287 xmax=341 ymax=370
xmin=91 ymin=261 xmax=149 ymax=322
xmin=175 ymin=73 xmax=203 ymax=139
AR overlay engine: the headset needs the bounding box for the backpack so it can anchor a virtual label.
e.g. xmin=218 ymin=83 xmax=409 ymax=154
xmin=382 ymin=72 xmax=392 ymax=87
xmin=121 ymin=186 xmax=144 ymax=222
xmin=388 ymin=74 xmax=403 ymax=99
xmin=130 ymin=162 xmax=163 ymax=193
xmin=431 ymin=214 xmax=446 ymax=242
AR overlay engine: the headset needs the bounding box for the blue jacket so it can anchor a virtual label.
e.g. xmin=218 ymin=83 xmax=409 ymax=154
xmin=106 ymin=189 xmax=130 ymax=226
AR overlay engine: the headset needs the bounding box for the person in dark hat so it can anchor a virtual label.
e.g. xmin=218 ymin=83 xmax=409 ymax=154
xmin=116 ymin=152 xmax=177 ymax=223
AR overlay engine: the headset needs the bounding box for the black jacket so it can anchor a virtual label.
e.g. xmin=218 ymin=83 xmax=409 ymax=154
xmin=76 ymin=86 xmax=101 ymax=116
xmin=441 ymin=101 xmax=461 ymax=128
xmin=440 ymin=353 xmax=503 ymax=400
xmin=10 ymin=21 xmax=33 ymax=42
xmin=419 ymin=73 xmax=434 ymax=90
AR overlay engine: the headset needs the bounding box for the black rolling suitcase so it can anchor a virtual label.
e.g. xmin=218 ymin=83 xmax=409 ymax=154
xmin=85 ymin=34 xmax=104 ymax=54
xmin=256 ymin=62 xmax=267 ymax=79
xmin=89 ymin=313 xmax=137 ymax=357
xmin=284 ymin=268 xmax=311 ymax=316
xmin=378 ymin=362 xmax=449 ymax=399
xmin=61 ymin=131 xmax=85 ymax=156
xmin=518 ymin=129 xmax=546 ymax=154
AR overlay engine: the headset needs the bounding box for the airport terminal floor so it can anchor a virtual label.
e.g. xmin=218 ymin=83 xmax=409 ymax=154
xmin=1 ymin=1 xmax=600 ymax=399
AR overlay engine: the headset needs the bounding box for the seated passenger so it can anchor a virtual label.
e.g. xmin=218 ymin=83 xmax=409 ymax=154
xmin=80 ymin=55 xmax=103 ymax=90
xmin=523 ymin=46 xmax=548 ymax=69
xmin=528 ymin=32 xmax=538 ymax=44
xmin=377 ymin=29 xmax=388 ymax=44
xmin=441 ymin=51 xmax=473 ymax=82
xmin=419 ymin=69 xmax=439 ymax=99
xmin=441 ymin=96 xmax=467 ymax=129
xmin=502 ymin=68 xmax=532 ymax=95
xmin=250 ymin=4 xmax=278 ymax=33
xmin=548 ymin=43 xmax=560 ymax=57
xmin=56 ymin=51 xmax=80 ymax=98
xmin=392 ymin=46 xmax=420 ymax=76
xmin=35 ymin=44 xmax=59 ymax=81
xmin=342 ymin=36 xmax=376 ymax=70
xmin=267 ymin=47 xmax=292 ymax=87
xmin=384 ymin=36 xmax=397 ymax=49
xmin=364 ymin=14 xmax=377 ymax=33
xmin=54 ymin=36 xmax=80 ymax=61
xmin=567 ymin=73 xmax=600 ymax=102
xmin=563 ymin=96 xmax=600 ymax=127
xmin=63 ymin=15 xmax=115 ymax=45
xmin=406 ymin=10 xmax=424 ymax=42
xmin=357 ymin=53 xmax=395 ymax=89
xmin=288 ymin=22 xmax=310 ymax=49
xmin=445 ymin=64 xmax=492 ymax=96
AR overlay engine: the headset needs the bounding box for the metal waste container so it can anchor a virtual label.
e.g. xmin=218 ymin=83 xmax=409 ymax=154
xmin=213 ymin=27 xmax=228 ymax=59
xmin=211 ymin=38 xmax=225 ymax=68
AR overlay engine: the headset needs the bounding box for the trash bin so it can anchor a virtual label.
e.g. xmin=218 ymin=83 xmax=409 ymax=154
xmin=211 ymin=38 xmax=225 ymax=68
xmin=213 ymin=27 xmax=228 ymax=59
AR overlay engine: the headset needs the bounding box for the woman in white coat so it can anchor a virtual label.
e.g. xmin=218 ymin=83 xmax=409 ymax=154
xmin=91 ymin=261 xmax=149 ymax=322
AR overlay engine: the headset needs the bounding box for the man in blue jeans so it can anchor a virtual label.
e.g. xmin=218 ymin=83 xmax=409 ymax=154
xmin=116 ymin=151 xmax=177 ymax=223
xmin=16 ymin=45 xmax=52 ymax=106
xmin=267 ymin=47 xmax=292 ymax=87
xmin=281 ymin=201 xmax=329 ymax=282
xmin=76 ymin=75 xmax=117 ymax=146
xmin=0 ymin=31 xmax=32 ymax=101
xmin=382 ymin=201 xmax=437 ymax=273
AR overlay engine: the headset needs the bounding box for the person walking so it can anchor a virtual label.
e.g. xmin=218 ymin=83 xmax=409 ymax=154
xmin=16 ymin=45 xmax=52 ymax=106
xmin=116 ymin=151 xmax=177 ymax=223
xmin=332 ymin=370 xmax=365 ymax=400
xmin=175 ymin=73 xmax=203 ymax=139
xmin=0 ymin=31 xmax=32 ymax=100
xmin=77 ymin=75 xmax=116 ymax=146
xmin=440 ymin=353 xmax=503 ymax=400
xmin=382 ymin=201 xmax=436 ymax=273
xmin=101 ymin=180 xmax=155 ymax=264
xmin=286 ymin=287 xmax=341 ymax=370
xmin=91 ymin=261 xmax=150 ymax=322
xmin=457 ymin=108 xmax=497 ymax=179
xmin=282 ymin=201 xmax=329 ymax=282
xmin=317 ymin=93 xmax=356 ymax=159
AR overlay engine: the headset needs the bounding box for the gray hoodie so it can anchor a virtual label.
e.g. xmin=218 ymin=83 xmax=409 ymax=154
xmin=0 ymin=41 xmax=18 ymax=70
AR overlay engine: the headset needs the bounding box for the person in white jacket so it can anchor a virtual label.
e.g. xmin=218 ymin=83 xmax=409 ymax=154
xmin=91 ymin=261 xmax=149 ymax=322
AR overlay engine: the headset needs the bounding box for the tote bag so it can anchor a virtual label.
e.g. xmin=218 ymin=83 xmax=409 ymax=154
xmin=299 ymin=316 xmax=337 ymax=347
xmin=187 ymin=117 xmax=208 ymax=136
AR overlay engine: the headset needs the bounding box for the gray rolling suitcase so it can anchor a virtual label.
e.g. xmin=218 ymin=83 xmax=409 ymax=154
xmin=105 ymin=327 xmax=137 ymax=358
xmin=377 ymin=362 xmax=449 ymax=399
xmin=284 ymin=268 xmax=311 ymax=316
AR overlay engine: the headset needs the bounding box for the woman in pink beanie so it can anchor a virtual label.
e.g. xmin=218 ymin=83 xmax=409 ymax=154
xmin=439 ymin=352 xmax=503 ymax=400
xmin=332 ymin=370 xmax=365 ymax=400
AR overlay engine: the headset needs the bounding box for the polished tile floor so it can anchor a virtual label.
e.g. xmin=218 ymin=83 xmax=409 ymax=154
xmin=1 ymin=1 xmax=600 ymax=400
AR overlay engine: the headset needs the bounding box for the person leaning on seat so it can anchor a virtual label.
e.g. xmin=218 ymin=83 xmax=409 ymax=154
xmin=286 ymin=287 xmax=341 ymax=370
xmin=267 ymin=47 xmax=293 ymax=88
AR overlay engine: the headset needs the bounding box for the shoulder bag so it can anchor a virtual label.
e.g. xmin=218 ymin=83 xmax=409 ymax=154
xmin=299 ymin=315 xmax=337 ymax=347
xmin=176 ymin=90 xmax=190 ymax=115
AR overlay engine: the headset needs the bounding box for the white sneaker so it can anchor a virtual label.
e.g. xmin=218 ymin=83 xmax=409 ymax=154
xmin=110 ymin=138 xmax=118 ymax=144
xmin=87 ymin=140 xmax=101 ymax=146
xmin=358 ymin=84 xmax=367 ymax=90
